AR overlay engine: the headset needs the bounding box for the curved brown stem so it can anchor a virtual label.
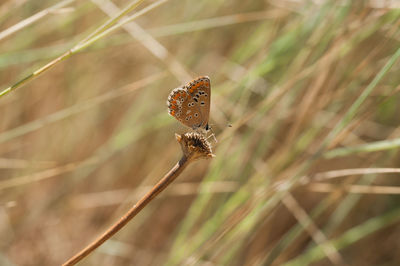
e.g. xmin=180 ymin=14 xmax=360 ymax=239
xmin=63 ymin=132 xmax=214 ymax=266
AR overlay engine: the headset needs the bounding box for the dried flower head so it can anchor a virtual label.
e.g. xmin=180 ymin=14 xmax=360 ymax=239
xmin=176 ymin=132 xmax=215 ymax=161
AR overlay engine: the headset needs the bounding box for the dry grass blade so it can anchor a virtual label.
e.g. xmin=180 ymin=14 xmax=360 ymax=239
xmin=308 ymin=183 xmax=400 ymax=195
xmin=0 ymin=157 xmax=98 ymax=190
xmin=92 ymin=0 xmax=191 ymax=82
xmin=0 ymin=0 xmax=75 ymax=41
xmin=0 ymin=158 xmax=56 ymax=169
xmin=149 ymin=10 xmax=284 ymax=36
xmin=298 ymin=168 xmax=400 ymax=185
xmin=281 ymin=192 xmax=345 ymax=265
xmin=70 ymin=181 xmax=238 ymax=209
xmin=78 ymin=0 xmax=145 ymax=45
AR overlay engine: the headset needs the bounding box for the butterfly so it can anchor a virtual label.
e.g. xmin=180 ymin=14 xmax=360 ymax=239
xmin=167 ymin=76 xmax=211 ymax=133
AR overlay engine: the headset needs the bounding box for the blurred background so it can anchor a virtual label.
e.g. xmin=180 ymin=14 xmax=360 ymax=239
xmin=1 ymin=0 xmax=400 ymax=265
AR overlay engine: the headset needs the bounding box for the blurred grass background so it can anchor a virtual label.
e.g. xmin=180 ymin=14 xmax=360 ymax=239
xmin=1 ymin=0 xmax=400 ymax=265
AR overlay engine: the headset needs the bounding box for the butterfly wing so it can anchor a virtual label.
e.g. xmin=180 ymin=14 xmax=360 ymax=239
xmin=186 ymin=76 xmax=211 ymax=129
xmin=167 ymin=87 xmax=204 ymax=129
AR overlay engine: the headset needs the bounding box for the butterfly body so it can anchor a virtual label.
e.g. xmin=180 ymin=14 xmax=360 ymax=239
xmin=167 ymin=76 xmax=211 ymax=132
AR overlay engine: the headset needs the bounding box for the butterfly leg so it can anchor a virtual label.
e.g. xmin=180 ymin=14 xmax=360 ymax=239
xmin=206 ymin=127 xmax=217 ymax=143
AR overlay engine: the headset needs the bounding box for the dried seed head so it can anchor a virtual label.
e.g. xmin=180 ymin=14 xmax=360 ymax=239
xmin=176 ymin=132 xmax=215 ymax=160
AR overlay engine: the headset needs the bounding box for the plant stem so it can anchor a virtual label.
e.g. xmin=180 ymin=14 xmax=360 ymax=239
xmin=62 ymin=133 xmax=214 ymax=265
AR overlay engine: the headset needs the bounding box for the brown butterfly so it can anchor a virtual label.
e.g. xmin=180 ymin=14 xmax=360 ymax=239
xmin=167 ymin=76 xmax=211 ymax=132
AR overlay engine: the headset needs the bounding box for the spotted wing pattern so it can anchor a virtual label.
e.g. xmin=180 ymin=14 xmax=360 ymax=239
xmin=167 ymin=76 xmax=211 ymax=130
xmin=185 ymin=76 xmax=210 ymax=129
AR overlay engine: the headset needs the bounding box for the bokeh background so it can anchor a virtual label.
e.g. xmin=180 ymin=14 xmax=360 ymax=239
xmin=1 ymin=0 xmax=400 ymax=265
